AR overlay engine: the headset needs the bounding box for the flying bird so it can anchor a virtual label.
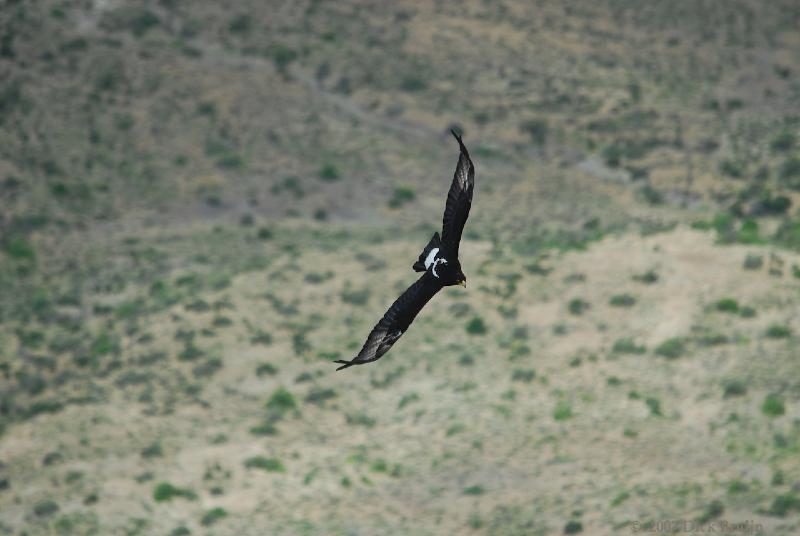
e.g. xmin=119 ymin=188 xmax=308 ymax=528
xmin=335 ymin=130 xmax=475 ymax=371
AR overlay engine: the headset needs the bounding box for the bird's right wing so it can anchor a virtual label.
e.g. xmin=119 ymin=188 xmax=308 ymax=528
xmin=335 ymin=274 xmax=442 ymax=370
xmin=440 ymin=130 xmax=475 ymax=258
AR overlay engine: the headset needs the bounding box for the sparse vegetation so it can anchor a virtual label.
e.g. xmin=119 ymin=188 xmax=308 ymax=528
xmin=655 ymin=338 xmax=686 ymax=359
xmin=553 ymin=400 xmax=573 ymax=421
xmin=388 ymin=186 xmax=416 ymax=208
xmin=153 ymin=483 xmax=197 ymax=502
xmin=319 ymin=163 xmax=340 ymax=182
xmin=714 ymin=298 xmax=739 ymax=313
xmin=244 ymin=456 xmax=285 ymax=472
xmin=609 ymin=294 xmax=636 ymax=307
xmin=722 ymin=380 xmax=747 ymax=398
xmin=568 ymin=298 xmax=590 ymax=315
xmin=612 ymin=338 xmax=646 ymax=354
xmin=465 ymin=316 xmax=487 ymax=335
xmin=762 ymin=394 xmax=785 ymax=417
xmin=266 ymin=387 xmax=297 ymax=417
xmin=1 ymin=3 xmax=799 ymax=534
xmin=632 ymin=270 xmax=659 ymax=284
xmin=765 ymin=324 xmax=791 ymax=339
xmin=201 ymin=507 xmax=229 ymax=526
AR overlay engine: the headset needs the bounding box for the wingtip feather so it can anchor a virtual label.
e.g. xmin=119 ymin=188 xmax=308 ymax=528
xmin=450 ymin=129 xmax=471 ymax=161
xmin=334 ymin=359 xmax=356 ymax=371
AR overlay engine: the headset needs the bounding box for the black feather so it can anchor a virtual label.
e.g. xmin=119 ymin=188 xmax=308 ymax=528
xmin=441 ymin=131 xmax=475 ymax=257
xmin=335 ymin=273 xmax=442 ymax=369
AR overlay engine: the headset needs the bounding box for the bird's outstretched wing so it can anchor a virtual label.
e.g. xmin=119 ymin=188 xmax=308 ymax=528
xmin=335 ymin=274 xmax=442 ymax=370
xmin=440 ymin=130 xmax=475 ymax=257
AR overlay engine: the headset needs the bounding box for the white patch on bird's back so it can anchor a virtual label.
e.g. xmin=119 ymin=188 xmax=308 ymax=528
xmin=424 ymin=248 xmax=440 ymax=270
xmin=431 ymin=257 xmax=448 ymax=278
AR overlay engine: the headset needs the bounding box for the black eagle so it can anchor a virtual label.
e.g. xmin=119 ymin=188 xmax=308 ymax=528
xmin=335 ymin=130 xmax=475 ymax=371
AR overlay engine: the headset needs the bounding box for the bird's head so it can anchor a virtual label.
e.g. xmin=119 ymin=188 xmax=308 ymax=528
xmin=439 ymin=259 xmax=467 ymax=288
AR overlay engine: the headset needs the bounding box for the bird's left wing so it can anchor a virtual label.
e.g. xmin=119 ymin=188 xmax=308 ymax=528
xmin=440 ymin=130 xmax=475 ymax=257
xmin=335 ymin=274 xmax=442 ymax=370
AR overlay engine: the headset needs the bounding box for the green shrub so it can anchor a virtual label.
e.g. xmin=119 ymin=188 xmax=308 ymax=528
xmin=519 ymin=118 xmax=549 ymax=145
xmin=201 ymin=507 xmax=228 ymax=526
xmin=398 ymin=392 xmax=420 ymax=409
xmin=251 ymin=331 xmax=273 ymax=345
xmin=244 ymin=456 xmax=285 ymax=472
xmin=465 ymin=316 xmax=487 ymax=335
xmin=553 ymin=400 xmax=573 ymax=421
xmin=249 ymin=423 xmax=278 ymax=436
xmin=257 ymin=226 xmax=273 ymax=240
xmin=192 ymin=358 xmax=222 ymax=378
xmin=758 ymin=194 xmax=791 ymax=215
xmin=767 ymin=492 xmax=800 ymax=517
xmin=762 ymin=394 xmax=785 ymax=417
xmin=645 ymin=397 xmax=662 ymax=416
xmin=24 ymin=399 xmax=64 ymax=418
xmin=568 ymin=298 xmax=590 ymax=315
xmin=388 ymin=186 xmax=416 ymax=208
xmin=655 ymin=338 xmax=685 ymax=359
xmin=4 ymin=237 xmax=35 ymax=261
xmin=33 ymin=500 xmax=59 ymax=517
xmin=511 ymin=369 xmax=536 ymax=383
xmin=780 ymin=156 xmax=800 ymax=184
xmin=212 ymin=316 xmax=232 ymax=327
xmin=319 ymin=163 xmax=340 ymax=182
xmin=697 ymin=500 xmax=724 ymax=523
xmin=266 ymin=387 xmax=296 ymax=415
xmin=271 ymin=44 xmax=296 ymax=73
xmin=292 ymin=332 xmax=311 ymax=355
xmin=640 ymin=184 xmax=664 ymax=205
xmin=612 ymin=338 xmax=646 ymax=354
xmin=603 ymin=144 xmax=623 ymax=167
xmin=774 ymin=218 xmax=800 ymax=250
xmin=719 ymin=158 xmax=744 ymax=178
xmin=178 ymin=342 xmax=204 ymax=361
xmin=463 ymin=485 xmax=484 ymax=495
xmin=739 ymin=306 xmax=757 ymax=318
xmin=305 ymin=387 xmax=337 ymax=406
xmin=153 ymin=482 xmax=196 ymax=502
xmin=446 ymin=423 xmax=465 ymax=437
xmin=400 ymin=75 xmax=426 ymax=92
xmin=346 ymin=412 xmax=376 ymax=427
xmin=228 ymin=14 xmax=251 ymax=34
xmin=715 ymin=298 xmax=739 ymax=313
xmin=141 ymin=442 xmax=163 ymax=459
xmin=103 ymin=7 xmax=160 ymax=37
xmin=90 ymin=331 xmax=119 ymax=358
xmin=770 ymin=130 xmax=796 ymax=152
xmin=610 ymin=491 xmax=630 ymax=507
xmin=609 ymin=294 xmax=636 ymax=307
xmin=255 ymin=363 xmax=278 ymax=376
xmin=772 ymin=470 xmax=785 ymax=486
xmin=632 ymin=270 xmax=659 ymax=284
xmin=743 ymin=254 xmax=763 ymax=270
xmin=340 ymin=285 xmax=370 ymax=306
xmin=766 ymin=325 xmax=792 ymax=339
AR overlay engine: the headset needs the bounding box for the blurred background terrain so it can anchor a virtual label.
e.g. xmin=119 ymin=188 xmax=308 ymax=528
xmin=1 ymin=0 xmax=800 ymax=534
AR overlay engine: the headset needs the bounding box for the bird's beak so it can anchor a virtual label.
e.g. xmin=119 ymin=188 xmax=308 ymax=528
xmin=458 ymin=280 xmax=466 ymax=288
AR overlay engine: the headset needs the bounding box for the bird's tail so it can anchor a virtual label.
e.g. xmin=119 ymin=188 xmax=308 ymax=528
xmin=412 ymin=232 xmax=441 ymax=272
xmin=334 ymin=359 xmax=358 ymax=371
